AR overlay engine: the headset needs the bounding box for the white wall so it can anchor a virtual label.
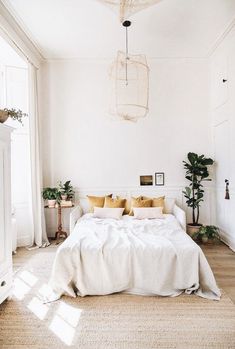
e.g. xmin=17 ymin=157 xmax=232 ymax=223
xmin=40 ymin=57 xmax=214 ymax=232
xmin=210 ymin=28 xmax=235 ymax=251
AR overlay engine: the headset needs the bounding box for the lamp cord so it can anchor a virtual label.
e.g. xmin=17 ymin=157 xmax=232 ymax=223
xmin=125 ymin=25 xmax=128 ymax=86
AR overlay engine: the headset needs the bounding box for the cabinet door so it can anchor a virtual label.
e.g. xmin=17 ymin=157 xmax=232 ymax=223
xmin=0 ymin=141 xmax=8 ymax=277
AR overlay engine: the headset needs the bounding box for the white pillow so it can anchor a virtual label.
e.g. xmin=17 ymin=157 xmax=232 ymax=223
xmin=133 ymin=207 xmax=164 ymax=219
xmin=93 ymin=207 xmax=124 ymax=220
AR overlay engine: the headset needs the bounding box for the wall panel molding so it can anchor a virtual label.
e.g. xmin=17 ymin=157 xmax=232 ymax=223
xmin=45 ymin=185 xmax=214 ymax=238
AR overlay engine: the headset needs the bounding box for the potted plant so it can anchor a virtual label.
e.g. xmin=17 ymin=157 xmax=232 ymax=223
xmin=58 ymin=180 xmax=75 ymax=201
xmin=0 ymin=108 xmax=28 ymax=124
xmin=193 ymin=225 xmax=220 ymax=243
xmin=183 ymin=152 xmax=214 ymax=237
xmin=42 ymin=187 xmax=61 ymax=208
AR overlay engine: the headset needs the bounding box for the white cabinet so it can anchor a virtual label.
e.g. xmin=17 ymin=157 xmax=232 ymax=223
xmin=0 ymin=124 xmax=13 ymax=304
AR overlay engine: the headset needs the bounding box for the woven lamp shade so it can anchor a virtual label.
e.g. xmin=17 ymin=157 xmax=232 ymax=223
xmin=109 ymin=51 xmax=149 ymax=121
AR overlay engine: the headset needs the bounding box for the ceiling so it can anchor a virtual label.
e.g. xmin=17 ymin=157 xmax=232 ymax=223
xmin=2 ymin=0 xmax=235 ymax=59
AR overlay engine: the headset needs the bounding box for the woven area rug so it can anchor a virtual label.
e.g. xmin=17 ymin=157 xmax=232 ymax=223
xmin=0 ymin=245 xmax=235 ymax=349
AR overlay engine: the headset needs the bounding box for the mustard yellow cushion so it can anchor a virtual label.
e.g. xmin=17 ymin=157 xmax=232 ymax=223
xmin=129 ymin=197 xmax=152 ymax=216
xmin=117 ymin=196 xmax=131 ymax=215
xmin=143 ymin=196 xmax=165 ymax=212
xmin=87 ymin=194 xmax=112 ymax=213
xmin=104 ymin=196 xmax=126 ymax=209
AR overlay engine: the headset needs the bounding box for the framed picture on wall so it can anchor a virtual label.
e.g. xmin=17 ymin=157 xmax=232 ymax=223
xmin=140 ymin=175 xmax=153 ymax=186
xmin=155 ymin=172 xmax=164 ymax=186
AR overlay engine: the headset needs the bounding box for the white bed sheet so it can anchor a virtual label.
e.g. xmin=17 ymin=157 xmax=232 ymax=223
xmin=48 ymin=214 xmax=221 ymax=300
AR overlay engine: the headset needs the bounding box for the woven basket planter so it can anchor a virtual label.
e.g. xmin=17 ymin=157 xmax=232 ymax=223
xmin=0 ymin=110 xmax=9 ymax=123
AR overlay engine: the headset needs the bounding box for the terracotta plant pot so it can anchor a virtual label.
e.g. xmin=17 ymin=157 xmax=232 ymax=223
xmin=0 ymin=110 xmax=9 ymax=123
xmin=48 ymin=199 xmax=56 ymax=208
xmin=187 ymin=224 xmax=202 ymax=238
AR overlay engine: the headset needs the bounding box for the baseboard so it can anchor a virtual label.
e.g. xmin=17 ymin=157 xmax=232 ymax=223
xmin=219 ymin=231 xmax=235 ymax=252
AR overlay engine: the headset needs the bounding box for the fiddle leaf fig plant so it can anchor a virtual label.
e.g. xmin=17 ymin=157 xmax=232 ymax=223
xmin=183 ymin=152 xmax=214 ymax=225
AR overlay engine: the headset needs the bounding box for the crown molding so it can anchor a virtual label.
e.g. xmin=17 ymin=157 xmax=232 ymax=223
xmin=0 ymin=1 xmax=44 ymax=67
xmin=1 ymin=0 xmax=234 ymax=63
xmin=207 ymin=16 xmax=235 ymax=57
xmin=44 ymin=56 xmax=208 ymax=64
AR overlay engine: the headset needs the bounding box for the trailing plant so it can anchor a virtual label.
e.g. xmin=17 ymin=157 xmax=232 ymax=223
xmin=59 ymin=180 xmax=75 ymax=200
xmin=183 ymin=152 xmax=213 ymax=225
xmin=3 ymin=108 xmax=28 ymax=124
xmin=193 ymin=225 xmax=220 ymax=241
xmin=42 ymin=187 xmax=61 ymax=202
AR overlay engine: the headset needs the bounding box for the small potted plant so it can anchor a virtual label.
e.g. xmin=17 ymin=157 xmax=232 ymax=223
xmin=59 ymin=180 xmax=75 ymax=201
xmin=193 ymin=225 xmax=220 ymax=243
xmin=0 ymin=108 xmax=28 ymax=124
xmin=183 ymin=152 xmax=214 ymax=237
xmin=42 ymin=187 xmax=61 ymax=208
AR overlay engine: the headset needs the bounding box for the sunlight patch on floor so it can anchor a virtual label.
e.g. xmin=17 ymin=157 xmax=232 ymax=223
xmin=12 ymin=254 xmax=84 ymax=346
xmin=18 ymin=270 xmax=38 ymax=287
xmin=38 ymin=283 xmax=54 ymax=297
xmin=49 ymin=314 xmax=76 ymax=346
xmin=57 ymin=301 xmax=83 ymax=327
xmin=13 ymin=277 xmax=31 ymax=300
xmin=27 ymin=296 xmax=50 ymax=320
xmin=49 ymin=301 xmax=83 ymax=345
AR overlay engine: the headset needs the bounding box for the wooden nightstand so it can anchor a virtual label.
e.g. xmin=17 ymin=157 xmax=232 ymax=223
xmin=45 ymin=204 xmax=74 ymax=241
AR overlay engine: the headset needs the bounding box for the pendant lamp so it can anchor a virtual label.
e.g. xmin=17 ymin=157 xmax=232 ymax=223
xmin=109 ymin=21 xmax=149 ymax=121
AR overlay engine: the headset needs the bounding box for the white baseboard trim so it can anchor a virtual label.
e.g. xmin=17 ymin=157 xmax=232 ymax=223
xmin=219 ymin=231 xmax=235 ymax=252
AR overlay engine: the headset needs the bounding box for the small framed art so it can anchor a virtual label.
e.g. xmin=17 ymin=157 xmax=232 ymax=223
xmin=140 ymin=175 xmax=153 ymax=186
xmin=155 ymin=172 xmax=164 ymax=186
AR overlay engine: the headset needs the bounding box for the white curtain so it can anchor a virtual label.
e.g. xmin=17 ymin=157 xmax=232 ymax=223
xmin=28 ymin=62 xmax=49 ymax=247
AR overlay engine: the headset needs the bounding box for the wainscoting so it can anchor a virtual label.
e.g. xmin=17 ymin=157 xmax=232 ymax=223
xmin=44 ymin=185 xmax=215 ymax=238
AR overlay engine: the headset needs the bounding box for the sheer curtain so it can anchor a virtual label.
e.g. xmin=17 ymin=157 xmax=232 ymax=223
xmin=28 ymin=62 xmax=49 ymax=247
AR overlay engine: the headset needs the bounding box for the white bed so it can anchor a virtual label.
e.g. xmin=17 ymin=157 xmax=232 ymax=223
xmin=48 ymin=204 xmax=221 ymax=301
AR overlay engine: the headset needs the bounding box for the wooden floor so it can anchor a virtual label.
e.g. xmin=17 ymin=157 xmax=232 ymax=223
xmin=200 ymin=242 xmax=235 ymax=303
xmin=13 ymin=241 xmax=235 ymax=303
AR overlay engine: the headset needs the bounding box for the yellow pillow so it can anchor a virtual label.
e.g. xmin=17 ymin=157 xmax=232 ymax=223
xmin=129 ymin=197 xmax=152 ymax=216
xmin=117 ymin=196 xmax=131 ymax=215
xmin=104 ymin=196 xmax=126 ymax=209
xmin=87 ymin=194 xmax=112 ymax=213
xmin=143 ymin=196 xmax=165 ymax=212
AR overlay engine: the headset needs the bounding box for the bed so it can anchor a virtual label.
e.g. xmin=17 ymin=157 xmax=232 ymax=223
xmin=48 ymin=202 xmax=221 ymax=301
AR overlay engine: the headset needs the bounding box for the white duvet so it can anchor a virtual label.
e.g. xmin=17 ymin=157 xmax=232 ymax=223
xmin=49 ymin=214 xmax=221 ymax=300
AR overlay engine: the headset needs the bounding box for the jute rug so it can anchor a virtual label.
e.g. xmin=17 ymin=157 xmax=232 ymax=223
xmin=0 ymin=245 xmax=235 ymax=349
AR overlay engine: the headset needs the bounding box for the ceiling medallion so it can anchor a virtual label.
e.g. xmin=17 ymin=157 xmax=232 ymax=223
xmin=97 ymin=0 xmax=162 ymax=22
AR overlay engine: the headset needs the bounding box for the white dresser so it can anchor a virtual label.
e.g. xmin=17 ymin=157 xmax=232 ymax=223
xmin=0 ymin=124 xmax=13 ymax=304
